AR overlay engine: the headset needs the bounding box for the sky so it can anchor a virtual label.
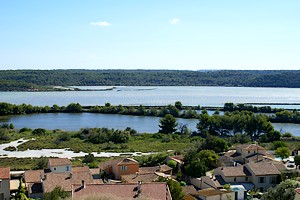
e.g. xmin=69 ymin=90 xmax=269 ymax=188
xmin=0 ymin=0 xmax=299 ymax=70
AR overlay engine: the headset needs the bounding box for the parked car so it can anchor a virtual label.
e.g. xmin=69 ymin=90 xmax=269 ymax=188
xmin=287 ymin=160 xmax=295 ymax=168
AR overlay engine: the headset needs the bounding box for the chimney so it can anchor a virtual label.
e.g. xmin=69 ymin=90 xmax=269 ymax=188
xmin=44 ymin=174 xmax=47 ymax=180
xmin=134 ymin=172 xmax=139 ymax=178
xmin=69 ymin=172 xmax=73 ymax=179
xmin=81 ymin=180 xmax=85 ymax=188
xmin=137 ymin=181 xmax=142 ymax=190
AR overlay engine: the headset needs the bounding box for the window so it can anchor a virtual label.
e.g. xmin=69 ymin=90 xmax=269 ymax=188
xmin=259 ymin=177 xmax=265 ymax=183
xmin=245 ymin=177 xmax=248 ymax=181
xmin=66 ymin=166 xmax=70 ymax=171
xmin=120 ymin=166 xmax=128 ymax=171
xmin=234 ymin=177 xmax=236 ymax=181
xmin=248 ymin=151 xmax=250 ymax=153
xmin=0 ymin=180 xmax=2 ymax=188
xmin=54 ymin=167 xmax=56 ymax=171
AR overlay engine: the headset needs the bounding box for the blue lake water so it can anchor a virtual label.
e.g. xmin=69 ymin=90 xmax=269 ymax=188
xmin=1 ymin=86 xmax=300 ymax=108
xmin=1 ymin=113 xmax=300 ymax=136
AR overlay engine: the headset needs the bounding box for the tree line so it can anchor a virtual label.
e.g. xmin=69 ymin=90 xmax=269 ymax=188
xmin=1 ymin=70 xmax=300 ymax=91
xmin=1 ymin=102 xmax=300 ymax=125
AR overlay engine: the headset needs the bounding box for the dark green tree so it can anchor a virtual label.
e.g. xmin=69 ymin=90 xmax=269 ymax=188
xmin=275 ymin=147 xmax=290 ymax=159
xmin=44 ymin=186 xmax=70 ymax=200
xmin=294 ymin=155 xmax=300 ymax=169
xmin=159 ymin=114 xmax=178 ymax=134
xmin=174 ymin=101 xmax=183 ymax=110
xmin=167 ymin=179 xmax=184 ymax=200
xmin=262 ymin=179 xmax=300 ymax=200
xmin=184 ymin=160 xmax=207 ymax=178
xmin=65 ymin=103 xmax=82 ymax=113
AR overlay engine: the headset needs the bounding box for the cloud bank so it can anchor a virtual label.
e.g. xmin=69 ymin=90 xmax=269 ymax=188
xmin=90 ymin=21 xmax=111 ymax=26
xmin=169 ymin=17 xmax=180 ymax=25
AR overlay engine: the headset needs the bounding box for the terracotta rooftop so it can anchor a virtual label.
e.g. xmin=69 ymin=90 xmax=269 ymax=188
xmin=246 ymin=162 xmax=280 ymax=176
xmin=43 ymin=171 xmax=95 ymax=193
xmin=169 ymin=155 xmax=184 ymax=164
xmin=72 ymin=166 xmax=90 ymax=173
xmin=24 ymin=170 xmax=44 ymax=183
xmin=72 ymin=182 xmax=171 ymax=200
xmin=121 ymin=173 xmax=159 ymax=184
xmin=236 ymin=144 xmax=265 ymax=151
xmin=99 ymin=157 xmax=138 ymax=170
xmin=139 ymin=164 xmax=172 ymax=174
xmin=0 ymin=167 xmax=10 ymax=179
xmin=48 ymin=158 xmax=71 ymax=167
xmin=197 ymin=188 xmax=233 ymax=197
xmin=220 ymin=166 xmax=251 ymax=177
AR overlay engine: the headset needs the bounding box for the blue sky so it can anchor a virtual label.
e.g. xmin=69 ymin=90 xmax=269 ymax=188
xmin=0 ymin=0 xmax=299 ymax=70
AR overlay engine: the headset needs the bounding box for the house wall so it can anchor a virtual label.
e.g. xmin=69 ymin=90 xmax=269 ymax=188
xmin=0 ymin=179 xmax=10 ymax=200
xmin=50 ymin=165 xmax=71 ymax=173
xmin=199 ymin=192 xmax=235 ymax=200
xmin=115 ymin=163 xmax=139 ymax=179
xmin=250 ymin=175 xmax=277 ymax=192
xmin=214 ymin=167 xmax=250 ymax=183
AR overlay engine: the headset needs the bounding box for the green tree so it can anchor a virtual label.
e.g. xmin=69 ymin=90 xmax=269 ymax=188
xmin=15 ymin=179 xmax=28 ymax=200
xmin=275 ymin=147 xmax=290 ymax=159
xmin=262 ymin=179 xmax=300 ymax=200
xmin=44 ymin=186 xmax=70 ymax=200
xmin=174 ymin=101 xmax=183 ymax=110
xmin=294 ymin=155 xmax=300 ymax=169
xmin=83 ymin=153 xmax=95 ymax=163
xmin=167 ymin=179 xmax=184 ymax=200
xmin=65 ymin=103 xmax=82 ymax=113
xmin=273 ymin=141 xmax=287 ymax=150
xmin=158 ymin=114 xmax=178 ymax=134
xmin=184 ymin=160 xmax=207 ymax=178
xmin=196 ymin=150 xmax=219 ymax=168
xmin=167 ymin=160 xmax=177 ymax=170
xmin=33 ymin=157 xmax=48 ymax=170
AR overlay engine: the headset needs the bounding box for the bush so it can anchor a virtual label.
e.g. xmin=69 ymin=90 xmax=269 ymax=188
xmin=32 ymin=128 xmax=47 ymax=136
xmin=19 ymin=127 xmax=32 ymax=133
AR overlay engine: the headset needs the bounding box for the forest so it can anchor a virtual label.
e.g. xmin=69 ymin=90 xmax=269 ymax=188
xmin=1 ymin=69 xmax=300 ymax=91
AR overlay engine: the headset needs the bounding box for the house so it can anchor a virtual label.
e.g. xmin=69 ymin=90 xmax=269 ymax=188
xmin=24 ymin=170 xmax=44 ymax=199
xmin=223 ymin=144 xmax=274 ymax=165
xmin=214 ymin=162 xmax=280 ymax=192
xmin=48 ymin=158 xmax=72 ymax=173
xmin=121 ymin=164 xmax=172 ymax=184
xmin=24 ymin=164 xmax=100 ymax=198
xmin=194 ymin=188 xmax=235 ymax=200
xmin=0 ymin=167 xmax=10 ymax=200
xmin=245 ymin=162 xmax=280 ymax=192
xmin=71 ymin=182 xmax=172 ymax=200
xmin=99 ymin=157 xmax=139 ymax=179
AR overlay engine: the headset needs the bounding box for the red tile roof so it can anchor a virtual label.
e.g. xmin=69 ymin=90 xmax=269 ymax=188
xmin=246 ymin=162 xmax=281 ymax=176
xmin=0 ymin=167 xmax=10 ymax=179
xmin=220 ymin=166 xmax=251 ymax=177
xmin=43 ymin=171 xmax=96 ymax=192
xmin=24 ymin=170 xmax=44 ymax=183
xmin=72 ymin=182 xmax=171 ymax=200
xmin=121 ymin=173 xmax=159 ymax=183
xmin=48 ymin=158 xmax=71 ymax=167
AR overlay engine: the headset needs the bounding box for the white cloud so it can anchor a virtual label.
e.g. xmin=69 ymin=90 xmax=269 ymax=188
xmin=169 ymin=17 xmax=180 ymax=25
xmin=90 ymin=21 xmax=111 ymax=27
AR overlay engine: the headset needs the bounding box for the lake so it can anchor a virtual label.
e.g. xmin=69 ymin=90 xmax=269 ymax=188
xmin=1 ymin=86 xmax=300 ymax=108
xmin=1 ymin=113 xmax=300 ymax=136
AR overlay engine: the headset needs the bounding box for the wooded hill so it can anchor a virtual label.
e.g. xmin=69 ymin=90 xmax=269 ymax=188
xmin=1 ymin=70 xmax=300 ymax=91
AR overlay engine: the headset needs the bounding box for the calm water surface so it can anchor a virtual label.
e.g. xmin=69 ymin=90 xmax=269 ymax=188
xmin=1 ymin=86 xmax=300 ymax=108
xmin=1 ymin=113 xmax=300 ymax=136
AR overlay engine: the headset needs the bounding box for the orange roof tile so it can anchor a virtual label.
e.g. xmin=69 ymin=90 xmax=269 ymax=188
xmin=24 ymin=170 xmax=44 ymax=183
xmin=72 ymin=183 xmax=171 ymax=200
xmin=0 ymin=167 xmax=10 ymax=179
xmin=48 ymin=158 xmax=71 ymax=167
